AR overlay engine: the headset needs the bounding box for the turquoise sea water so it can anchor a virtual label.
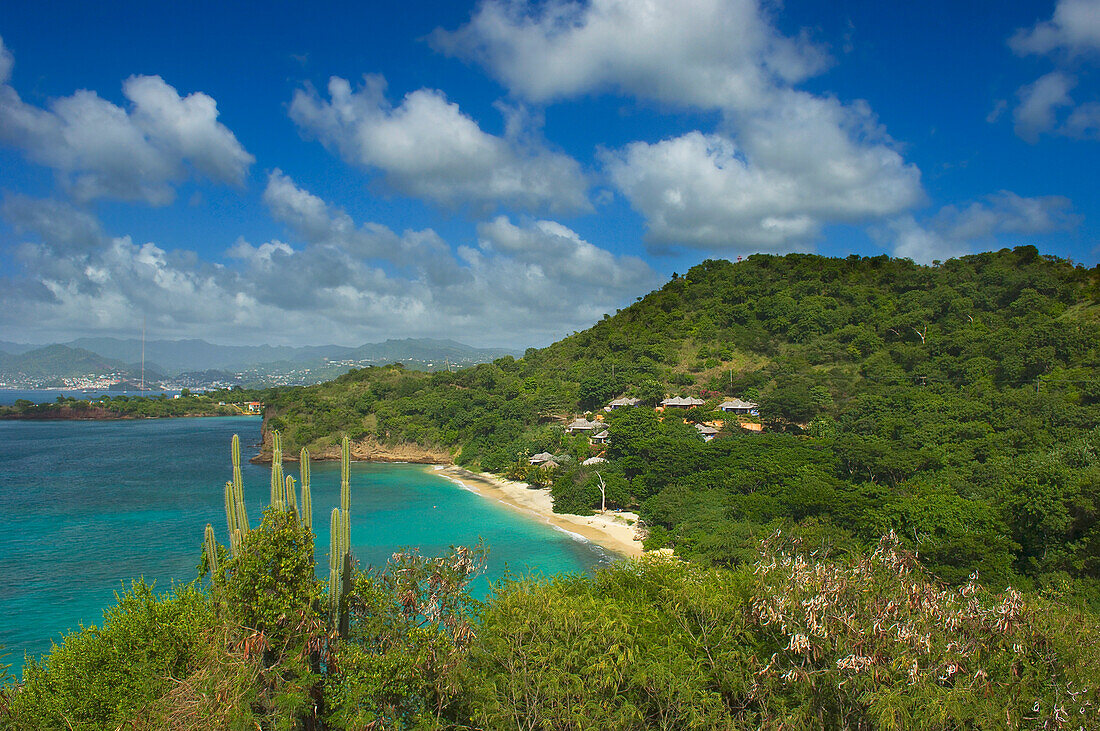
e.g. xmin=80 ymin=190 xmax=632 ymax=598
xmin=0 ymin=417 xmax=610 ymax=679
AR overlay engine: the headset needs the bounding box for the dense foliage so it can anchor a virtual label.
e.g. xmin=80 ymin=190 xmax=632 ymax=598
xmin=5 ymin=528 xmax=1099 ymax=730
xmin=262 ymin=249 xmax=1100 ymax=599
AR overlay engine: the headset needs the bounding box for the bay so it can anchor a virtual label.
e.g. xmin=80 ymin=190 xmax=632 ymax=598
xmin=0 ymin=417 xmax=610 ymax=679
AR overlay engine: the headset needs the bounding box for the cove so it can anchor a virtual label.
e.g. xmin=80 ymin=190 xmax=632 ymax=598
xmin=0 ymin=417 xmax=611 ymax=678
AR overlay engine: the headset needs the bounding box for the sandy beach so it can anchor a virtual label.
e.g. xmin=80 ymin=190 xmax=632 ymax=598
xmin=434 ymin=465 xmax=645 ymax=558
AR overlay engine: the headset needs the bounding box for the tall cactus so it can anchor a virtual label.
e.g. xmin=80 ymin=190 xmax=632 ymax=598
xmin=328 ymin=437 xmax=354 ymax=636
xmin=223 ymin=433 xmax=251 ymax=558
xmin=340 ymin=435 xmax=351 ymax=546
xmin=231 ymin=434 xmax=248 ymax=538
xmin=329 ymin=507 xmax=344 ymax=621
xmin=223 ymin=481 xmax=241 ymax=556
xmin=204 ymin=523 xmax=219 ymax=576
xmin=285 ymin=475 xmax=299 ymax=521
xmin=300 ymin=448 xmax=312 ymax=532
xmin=270 ymin=431 xmax=285 ymax=512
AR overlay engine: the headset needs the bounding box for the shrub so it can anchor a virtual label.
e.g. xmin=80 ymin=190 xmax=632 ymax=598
xmin=8 ymin=582 xmax=212 ymax=730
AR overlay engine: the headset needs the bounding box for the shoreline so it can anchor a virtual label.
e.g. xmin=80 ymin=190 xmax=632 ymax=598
xmin=432 ymin=465 xmax=645 ymax=559
xmin=0 ymin=411 xmax=256 ymax=421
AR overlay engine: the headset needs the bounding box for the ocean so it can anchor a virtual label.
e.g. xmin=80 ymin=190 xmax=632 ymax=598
xmin=0 ymin=416 xmax=611 ymax=679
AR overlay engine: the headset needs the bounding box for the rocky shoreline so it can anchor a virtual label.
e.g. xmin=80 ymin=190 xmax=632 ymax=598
xmin=249 ymin=432 xmax=454 ymax=465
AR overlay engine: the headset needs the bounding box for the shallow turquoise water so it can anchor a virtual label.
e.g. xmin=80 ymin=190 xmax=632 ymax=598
xmin=0 ymin=417 xmax=610 ymax=679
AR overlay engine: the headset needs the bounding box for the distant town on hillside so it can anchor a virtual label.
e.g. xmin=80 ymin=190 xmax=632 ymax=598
xmin=0 ymin=337 xmax=515 ymax=391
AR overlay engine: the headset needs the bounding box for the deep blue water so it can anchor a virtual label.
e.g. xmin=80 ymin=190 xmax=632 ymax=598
xmin=0 ymin=417 xmax=609 ymax=679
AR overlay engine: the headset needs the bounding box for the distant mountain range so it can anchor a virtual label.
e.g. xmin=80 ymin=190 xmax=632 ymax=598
xmin=0 ymin=337 xmax=516 ymax=385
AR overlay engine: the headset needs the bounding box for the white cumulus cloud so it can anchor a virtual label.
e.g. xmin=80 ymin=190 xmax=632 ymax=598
xmin=431 ymin=0 xmax=827 ymax=110
xmin=289 ymin=74 xmax=589 ymax=213
xmin=0 ymin=36 xmax=253 ymax=205
xmin=435 ymin=0 xmax=924 ymax=251
xmin=604 ymin=93 xmax=923 ymax=251
xmin=1007 ymin=1 xmax=1100 ymax=142
xmin=1014 ymin=71 xmax=1076 ymax=141
xmin=1010 ymin=0 xmax=1100 ymax=56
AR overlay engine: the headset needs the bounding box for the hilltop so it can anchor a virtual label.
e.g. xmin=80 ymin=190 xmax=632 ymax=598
xmin=263 ymin=247 xmax=1100 ymax=600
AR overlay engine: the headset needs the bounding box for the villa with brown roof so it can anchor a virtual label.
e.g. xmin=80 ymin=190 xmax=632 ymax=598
xmin=529 ymin=452 xmax=559 ymax=467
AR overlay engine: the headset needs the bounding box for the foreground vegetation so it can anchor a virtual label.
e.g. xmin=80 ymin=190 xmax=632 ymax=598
xmin=3 ymin=435 xmax=1098 ymax=729
xmin=260 ymin=249 xmax=1100 ymax=602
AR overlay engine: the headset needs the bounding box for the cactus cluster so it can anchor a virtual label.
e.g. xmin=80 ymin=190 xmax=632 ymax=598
xmin=208 ymin=430 xmax=355 ymax=634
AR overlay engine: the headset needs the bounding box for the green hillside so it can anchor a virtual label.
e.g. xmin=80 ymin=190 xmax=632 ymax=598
xmin=0 ymin=344 xmax=141 ymax=380
xmin=266 ymin=247 xmax=1100 ymax=597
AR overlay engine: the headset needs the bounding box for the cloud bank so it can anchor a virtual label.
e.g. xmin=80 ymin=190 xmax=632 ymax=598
xmin=0 ymin=177 xmax=658 ymax=347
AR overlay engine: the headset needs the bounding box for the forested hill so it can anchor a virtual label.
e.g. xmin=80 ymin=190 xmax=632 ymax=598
xmin=267 ymin=247 xmax=1100 ymax=597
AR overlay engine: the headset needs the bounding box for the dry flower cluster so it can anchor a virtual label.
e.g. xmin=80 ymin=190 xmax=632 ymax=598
xmin=748 ymin=531 xmax=1100 ymax=729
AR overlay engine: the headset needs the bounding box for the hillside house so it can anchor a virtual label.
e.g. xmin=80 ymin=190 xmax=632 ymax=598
xmin=661 ymin=396 xmax=706 ymax=409
xmin=605 ymin=396 xmax=641 ymax=410
xmin=717 ymin=398 xmax=758 ymax=415
xmin=590 ymin=430 xmax=611 ymax=445
xmin=583 ymin=456 xmax=607 ymax=465
xmin=246 ymin=401 xmax=262 ymax=413
xmin=565 ymin=418 xmax=602 ymax=434
xmin=529 ymin=452 xmax=558 ymax=466
xmin=695 ymin=423 xmax=719 ymax=441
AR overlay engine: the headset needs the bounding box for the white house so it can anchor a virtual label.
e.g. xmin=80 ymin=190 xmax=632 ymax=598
xmin=717 ymin=398 xmax=759 ymax=415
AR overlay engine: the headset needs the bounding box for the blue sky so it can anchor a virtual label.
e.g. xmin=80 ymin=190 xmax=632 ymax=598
xmin=1 ymin=0 xmax=1098 ymax=348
